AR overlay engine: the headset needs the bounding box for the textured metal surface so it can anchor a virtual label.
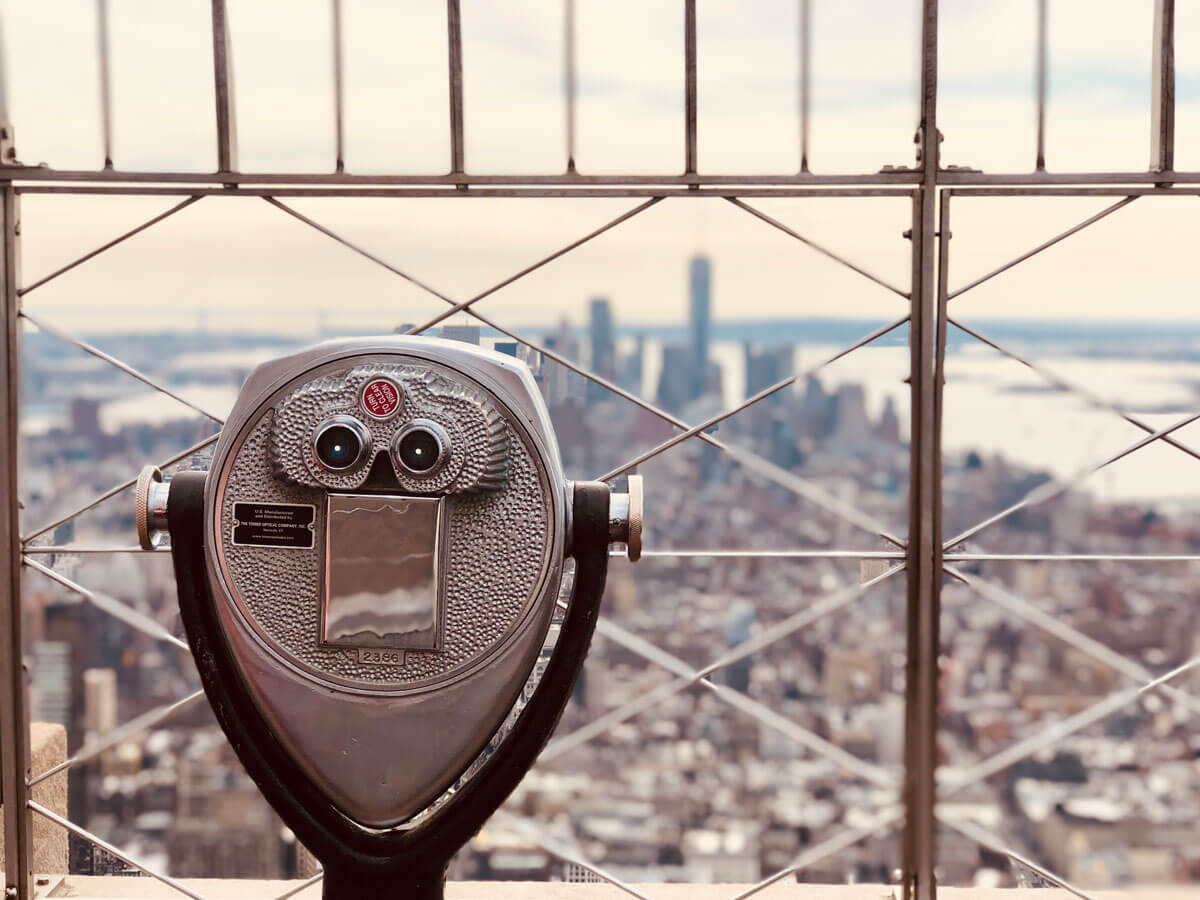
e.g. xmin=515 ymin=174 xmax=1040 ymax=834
xmin=271 ymin=363 xmax=508 ymax=495
xmin=216 ymin=355 xmax=552 ymax=690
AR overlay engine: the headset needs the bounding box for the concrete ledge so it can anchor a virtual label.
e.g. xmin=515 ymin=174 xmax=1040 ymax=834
xmin=33 ymin=879 xmax=1200 ymax=900
xmin=1 ymin=722 xmax=68 ymax=874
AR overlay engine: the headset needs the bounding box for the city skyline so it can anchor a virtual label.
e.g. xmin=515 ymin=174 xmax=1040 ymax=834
xmin=4 ymin=1 xmax=1200 ymax=892
xmin=20 ymin=303 xmax=1200 ymax=888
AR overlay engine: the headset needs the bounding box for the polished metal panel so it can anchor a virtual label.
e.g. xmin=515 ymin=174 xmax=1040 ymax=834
xmin=322 ymin=493 xmax=445 ymax=652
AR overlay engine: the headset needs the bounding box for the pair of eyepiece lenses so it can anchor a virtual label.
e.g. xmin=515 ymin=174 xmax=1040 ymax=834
xmin=313 ymin=417 xmax=446 ymax=476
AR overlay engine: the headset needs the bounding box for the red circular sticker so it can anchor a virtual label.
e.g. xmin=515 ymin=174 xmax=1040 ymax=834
xmin=361 ymin=377 xmax=401 ymax=419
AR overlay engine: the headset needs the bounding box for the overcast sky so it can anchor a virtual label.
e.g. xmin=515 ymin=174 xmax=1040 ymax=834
xmin=2 ymin=0 xmax=1199 ymax=334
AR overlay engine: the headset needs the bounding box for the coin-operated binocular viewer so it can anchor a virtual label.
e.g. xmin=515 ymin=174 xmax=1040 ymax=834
xmin=135 ymin=337 xmax=643 ymax=900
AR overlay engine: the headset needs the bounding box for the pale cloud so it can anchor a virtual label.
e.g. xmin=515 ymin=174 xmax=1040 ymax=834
xmin=2 ymin=0 xmax=1198 ymax=334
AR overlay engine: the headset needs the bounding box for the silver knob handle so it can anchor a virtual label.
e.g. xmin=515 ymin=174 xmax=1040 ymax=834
xmin=135 ymin=466 xmax=170 ymax=550
xmin=608 ymin=474 xmax=643 ymax=562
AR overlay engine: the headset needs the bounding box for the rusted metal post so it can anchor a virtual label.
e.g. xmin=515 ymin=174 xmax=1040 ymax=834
xmin=96 ymin=0 xmax=114 ymax=168
xmin=903 ymin=0 xmax=941 ymax=897
xmin=210 ymin=0 xmax=238 ymax=174
xmin=1151 ymin=0 xmax=1174 ymax=176
xmin=0 ymin=183 xmax=31 ymax=900
xmin=684 ymin=0 xmax=697 ymax=177
xmin=332 ymin=0 xmax=345 ymax=173
xmin=564 ymin=0 xmax=577 ymax=173
xmin=799 ymin=0 xmax=811 ymax=172
xmin=447 ymin=0 xmax=465 ymax=179
xmin=1035 ymin=0 xmax=1047 ymax=171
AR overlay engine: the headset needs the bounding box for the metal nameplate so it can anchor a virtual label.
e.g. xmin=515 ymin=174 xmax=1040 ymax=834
xmin=231 ymin=501 xmax=316 ymax=549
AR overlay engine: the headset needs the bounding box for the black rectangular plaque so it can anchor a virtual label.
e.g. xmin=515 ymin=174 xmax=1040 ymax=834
xmin=232 ymin=501 xmax=316 ymax=549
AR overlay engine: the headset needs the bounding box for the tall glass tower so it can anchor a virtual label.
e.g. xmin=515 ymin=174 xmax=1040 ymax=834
xmin=688 ymin=255 xmax=711 ymax=399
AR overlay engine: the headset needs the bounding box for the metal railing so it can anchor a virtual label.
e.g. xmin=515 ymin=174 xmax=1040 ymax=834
xmin=1 ymin=2 xmax=1198 ymax=899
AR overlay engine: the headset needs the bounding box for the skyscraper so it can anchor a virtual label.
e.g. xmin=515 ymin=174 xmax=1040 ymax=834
xmin=440 ymin=323 xmax=481 ymax=345
xmin=688 ymin=255 xmax=711 ymax=400
xmin=588 ymin=297 xmax=616 ymax=403
xmin=589 ymin=297 xmax=615 ymax=376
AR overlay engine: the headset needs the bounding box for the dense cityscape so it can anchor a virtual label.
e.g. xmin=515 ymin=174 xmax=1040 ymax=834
xmin=17 ymin=255 xmax=1200 ymax=891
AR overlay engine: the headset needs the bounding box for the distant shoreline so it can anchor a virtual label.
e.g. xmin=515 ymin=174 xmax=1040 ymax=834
xmin=34 ymin=316 xmax=1200 ymax=362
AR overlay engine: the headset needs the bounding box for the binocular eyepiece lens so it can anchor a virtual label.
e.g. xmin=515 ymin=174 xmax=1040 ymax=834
xmin=313 ymin=417 xmax=369 ymax=472
xmin=395 ymin=422 xmax=447 ymax=475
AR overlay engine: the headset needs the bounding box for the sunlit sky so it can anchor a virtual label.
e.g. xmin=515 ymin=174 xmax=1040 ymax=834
xmin=3 ymin=1 xmax=1200 ymax=334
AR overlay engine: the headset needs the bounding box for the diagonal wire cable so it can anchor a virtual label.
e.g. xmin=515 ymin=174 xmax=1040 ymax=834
xmin=726 ymin=805 xmax=904 ymax=900
xmin=24 ymin=556 xmax=190 ymax=651
xmin=29 ymin=690 xmax=205 ymax=787
xmin=404 ymin=199 xmax=664 ymax=335
xmin=18 ymin=196 xmax=203 ymax=296
xmin=949 ymin=566 xmax=1200 ymax=716
xmin=621 ymin=549 xmax=905 ymax=559
xmin=596 ymin=618 xmax=896 ymax=787
xmin=264 ymin=198 xmax=907 ymax=547
xmin=596 ymin=314 xmax=910 ymax=482
xmin=30 ymin=801 xmax=207 ymax=900
xmin=266 ymin=195 xmax=663 ymax=339
xmin=23 ymin=432 xmax=219 ymax=544
xmin=944 ymin=402 xmax=1200 ymax=550
xmin=951 ymin=316 xmax=1200 ymax=464
xmin=728 ymin=198 xmax=910 ymax=299
xmin=271 ymin=872 xmax=324 ymax=900
xmin=541 ymin=565 xmax=904 ymax=762
xmin=491 ymin=812 xmax=655 ymax=900
xmin=21 ymin=311 xmax=225 ymax=424
xmin=24 ymin=545 xmax=157 ymax=554
xmin=946 ymin=551 xmax=1200 ymax=562
xmin=938 ymin=813 xmax=1097 ymax=900
xmin=947 ymin=196 xmax=1137 ymax=300
xmin=940 ymin=653 xmax=1200 ymax=793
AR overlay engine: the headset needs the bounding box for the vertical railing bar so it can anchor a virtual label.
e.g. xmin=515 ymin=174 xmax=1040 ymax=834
xmin=446 ymin=0 xmax=466 ymax=181
xmin=684 ymin=0 xmax=697 ymax=177
xmin=0 ymin=185 xmax=31 ymax=900
xmin=932 ymin=187 xmax=952 ymax=857
xmin=0 ymin=14 xmax=11 ymax=152
xmin=1150 ymin=0 xmax=1175 ymax=177
xmin=331 ymin=0 xmax=346 ymax=173
xmin=1035 ymin=0 xmax=1047 ymax=171
xmin=564 ymin=0 xmax=577 ymax=173
xmin=210 ymin=0 xmax=238 ymax=174
xmin=903 ymin=0 xmax=940 ymax=897
xmin=799 ymin=0 xmax=811 ymax=173
xmin=96 ymin=0 xmax=114 ymax=169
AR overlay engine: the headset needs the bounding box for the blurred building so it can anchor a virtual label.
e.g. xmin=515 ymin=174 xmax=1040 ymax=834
xmin=688 ymin=255 xmax=711 ymax=400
